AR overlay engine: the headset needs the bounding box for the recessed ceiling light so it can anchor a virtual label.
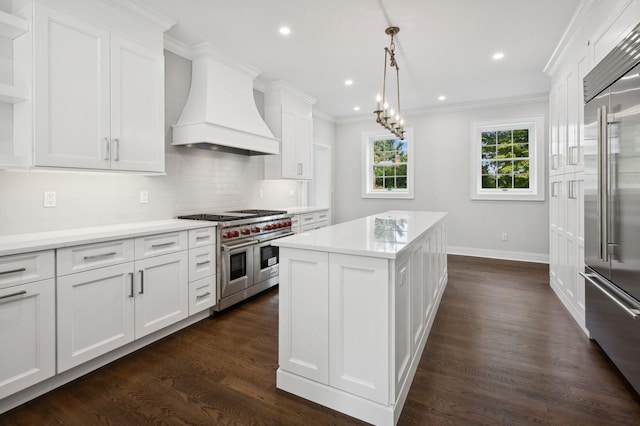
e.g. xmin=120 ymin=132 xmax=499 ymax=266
xmin=353 ymin=106 xmax=360 ymax=111
xmin=493 ymin=52 xmax=505 ymax=60
xmin=279 ymin=26 xmax=291 ymax=35
xmin=345 ymin=79 xmax=353 ymax=86
xmin=438 ymin=95 xmax=446 ymax=101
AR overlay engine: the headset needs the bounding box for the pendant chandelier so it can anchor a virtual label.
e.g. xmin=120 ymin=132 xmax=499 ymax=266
xmin=374 ymin=26 xmax=405 ymax=139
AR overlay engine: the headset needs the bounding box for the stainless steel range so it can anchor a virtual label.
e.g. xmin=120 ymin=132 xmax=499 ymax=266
xmin=178 ymin=210 xmax=293 ymax=311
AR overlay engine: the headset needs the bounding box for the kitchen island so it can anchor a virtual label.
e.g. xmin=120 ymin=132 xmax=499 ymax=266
xmin=273 ymin=210 xmax=448 ymax=425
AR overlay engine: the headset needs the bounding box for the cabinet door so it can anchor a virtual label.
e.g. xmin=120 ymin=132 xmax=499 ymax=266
xmin=550 ymin=175 xmax=566 ymax=289
xmin=328 ymin=253 xmax=389 ymax=405
xmin=0 ymin=279 xmax=55 ymax=399
xmin=57 ymin=263 xmax=135 ymax=372
xmin=279 ymin=248 xmax=329 ymax=383
xmin=280 ymin=110 xmax=298 ymax=178
xmin=33 ymin=5 xmax=110 ymax=169
xmin=295 ymin=116 xmax=313 ymax=179
xmin=110 ymin=37 xmax=164 ymax=172
xmin=134 ymin=251 xmax=188 ymax=339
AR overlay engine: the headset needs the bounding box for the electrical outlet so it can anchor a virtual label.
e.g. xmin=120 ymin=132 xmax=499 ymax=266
xmin=140 ymin=190 xmax=149 ymax=204
xmin=288 ymin=189 xmax=295 ymax=197
xmin=259 ymin=189 xmax=264 ymax=199
xmin=501 ymin=233 xmax=508 ymax=241
xmin=43 ymin=191 xmax=56 ymax=208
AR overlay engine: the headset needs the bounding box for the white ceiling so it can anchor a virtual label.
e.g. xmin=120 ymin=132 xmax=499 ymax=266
xmin=140 ymin=0 xmax=582 ymax=120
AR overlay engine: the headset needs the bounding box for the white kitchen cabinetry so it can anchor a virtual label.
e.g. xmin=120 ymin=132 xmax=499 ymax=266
xmin=0 ymin=250 xmax=55 ymax=399
xmin=264 ymin=81 xmax=316 ymax=180
xmin=0 ymin=7 xmax=29 ymax=168
xmin=277 ymin=212 xmax=447 ymax=425
xmin=187 ymin=227 xmax=216 ymax=315
xmin=291 ymin=209 xmax=330 ymax=233
xmin=32 ymin=3 xmax=165 ymax=172
xmin=57 ymin=232 xmax=189 ymax=372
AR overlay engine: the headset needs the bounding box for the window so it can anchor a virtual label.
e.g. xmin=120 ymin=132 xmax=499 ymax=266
xmin=362 ymin=129 xmax=414 ymax=199
xmin=470 ymin=116 xmax=544 ymax=201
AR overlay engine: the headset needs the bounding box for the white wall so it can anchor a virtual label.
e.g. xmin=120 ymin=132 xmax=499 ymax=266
xmin=0 ymin=50 xmax=301 ymax=236
xmin=333 ymin=98 xmax=549 ymax=261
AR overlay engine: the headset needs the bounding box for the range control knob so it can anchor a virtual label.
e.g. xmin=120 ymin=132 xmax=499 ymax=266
xmin=286 ymin=221 xmax=292 ymax=226
xmin=252 ymin=226 xmax=261 ymax=233
xmin=265 ymin=224 xmax=273 ymax=230
xmin=224 ymin=231 xmax=233 ymax=239
xmin=232 ymin=230 xmax=240 ymax=237
xmin=241 ymin=229 xmax=251 ymax=235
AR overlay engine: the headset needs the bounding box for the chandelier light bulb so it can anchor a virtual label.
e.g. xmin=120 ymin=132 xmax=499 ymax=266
xmin=383 ymin=102 xmax=389 ymax=110
xmin=400 ymin=118 xmax=404 ymax=125
xmin=389 ymin=108 xmax=395 ymax=117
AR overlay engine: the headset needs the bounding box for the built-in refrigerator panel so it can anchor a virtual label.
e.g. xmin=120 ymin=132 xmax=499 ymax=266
xmin=609 ymin=63 xmax=640 ymax=302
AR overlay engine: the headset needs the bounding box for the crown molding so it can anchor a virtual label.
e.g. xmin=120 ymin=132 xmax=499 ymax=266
xmin=163 ymin=35 xmax=192 ymax=59
xmin=265 ymin=80 xmax=316 ymax=105
xmin=101 ymin=0 xmax=176 ymax=31
xmin=312 ymin=108 xmax=336 ymax=123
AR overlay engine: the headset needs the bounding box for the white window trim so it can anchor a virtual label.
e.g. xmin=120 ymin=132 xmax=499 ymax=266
xmin=469 ymin=115 xmax=545 ymax=201
xmin=361 ymin=128 xmax=414 ymax=199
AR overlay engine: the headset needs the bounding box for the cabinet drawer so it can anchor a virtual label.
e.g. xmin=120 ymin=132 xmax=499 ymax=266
xmin=291 ymin=215 xmax=301 ymax=227
xmin=189 ymin=245 xmax=215 ymax=282
xmin=0 ymin=250 xmax=55 ymax=289
xmin=134 ymin=231 xmax=187 ymax=259
xmin=314 ymin=210 xmax=330 ymax=223
xmin=301 ymin=222 xmax=328 ymax=232
xmin=188 ymin=275 xmax=216 ymax=315
xmin=188 ymin=227 xmax=216 ymax=248
xmin=300 ymin=213 xmax=315 ymax=225
xmin=57 ymin=239 xmax=134 ymax=276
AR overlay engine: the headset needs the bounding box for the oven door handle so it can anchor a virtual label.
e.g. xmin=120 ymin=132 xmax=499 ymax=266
xmin=222 ymin=240 xmax=257 ymax=251
xmin=260 ymin=232 xmax=295 ymax=243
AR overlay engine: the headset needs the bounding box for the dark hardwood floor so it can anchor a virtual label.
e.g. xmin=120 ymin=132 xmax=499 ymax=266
xmin=2 ymin=255 xmax=639 ymax=425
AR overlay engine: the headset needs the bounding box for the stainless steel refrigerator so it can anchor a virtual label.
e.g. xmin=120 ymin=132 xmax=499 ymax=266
xmin=583 ymin=23 xmax=640 ymax=394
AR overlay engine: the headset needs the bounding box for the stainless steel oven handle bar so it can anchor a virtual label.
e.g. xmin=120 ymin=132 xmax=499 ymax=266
xmin=258 ymin=232 xmax=295 ymax=243
xmin=581 ymin=272 xmax=640 ymax=319
xmin=222 ymin=240 xmax=258 ymax=251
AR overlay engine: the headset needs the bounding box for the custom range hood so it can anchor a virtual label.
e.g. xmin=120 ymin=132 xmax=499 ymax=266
xmin=172 ymin=43 xmax=279 ymax=155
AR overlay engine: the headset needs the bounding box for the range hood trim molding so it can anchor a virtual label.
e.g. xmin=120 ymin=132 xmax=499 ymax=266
xmin=172 ymin=122 xmax=280 ymax=155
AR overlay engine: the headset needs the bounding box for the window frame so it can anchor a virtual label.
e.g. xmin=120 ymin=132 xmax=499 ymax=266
xmin=469 ymin=115 xmax=545 ymax=201
xmin=361 ymin=128 xmax=414 ymax=199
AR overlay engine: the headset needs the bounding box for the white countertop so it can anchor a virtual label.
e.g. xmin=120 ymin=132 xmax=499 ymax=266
xmin=273 ymin=210 xmax=447 ymax=259
xmin=282 ymin=206 xmax=330 ymax=214
xmin=0 ymin=219 xmax=216 ymax=256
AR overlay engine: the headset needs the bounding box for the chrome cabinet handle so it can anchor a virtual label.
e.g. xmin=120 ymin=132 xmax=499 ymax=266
xmin=196 ymin=292 xmax=211 ymax=299
xmin=196 ymin=260 xmax=211 ymax=266
xmin=105 ymin=137 xmax=110 ymax=161
xmin=114 ymin=138 xmax=120 ymax=161
xmin=297 ymin=162 xmax=302 ymax=175
xmin=0 ymin=267 xmax=26 ymax=275
xmin=152 ymin=242 xmax=175 ymax=249
xmin=139 ymin=270 xmax=144 ymax=294
xmin=0 ymin=290 xmax=27 ymax=300
xmin=129 ymin=272 xmax=134 ymax=298
xmin=83 ymin=251 xmax=117 ymax=260
xmin=581 ymin=272 xmax=640 ymax=319
xmin=196 ymin=236 xmax=209 ymax=240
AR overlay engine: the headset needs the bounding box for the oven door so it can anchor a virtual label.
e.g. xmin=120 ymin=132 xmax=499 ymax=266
xmin=220 ymin=240 xmax=255 ymax=298
xmin=254 ymin=233 xmax=294 ymax=284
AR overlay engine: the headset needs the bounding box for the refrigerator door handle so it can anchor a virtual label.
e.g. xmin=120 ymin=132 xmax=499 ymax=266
xmin=597 ymin=105 xmax=609 ymax=262
xmin=581 ymin=272 xmax=640 ymax=319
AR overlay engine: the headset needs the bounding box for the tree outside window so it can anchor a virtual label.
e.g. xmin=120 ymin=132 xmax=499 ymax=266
xmin=362 ymin=129 xmax=414 ymax=199
xmin=470 ymin=116 xmax=544 ymax=201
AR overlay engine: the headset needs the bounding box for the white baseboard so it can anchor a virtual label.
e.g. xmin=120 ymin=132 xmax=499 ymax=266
xmin=447 ymin=245 xmax=549 ymax=264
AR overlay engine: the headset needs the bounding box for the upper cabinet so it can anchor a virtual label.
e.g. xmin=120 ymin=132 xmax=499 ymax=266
xmin=1 ymin=0 xmax=174 ymax=173
xmin=264 ymin=81 xmax=315 ymax=180
xmin=32 ymin=2 xmax=167 ymax=172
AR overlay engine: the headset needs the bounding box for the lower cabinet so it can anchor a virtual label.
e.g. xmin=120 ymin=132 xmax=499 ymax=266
xmin=291 ymin=209 xmax=330 ymax=233
xmin=0 ymin=278 xmax=55 ymax=399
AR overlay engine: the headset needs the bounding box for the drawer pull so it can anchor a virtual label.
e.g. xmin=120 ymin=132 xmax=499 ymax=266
xmin=151 ymin=242 xmax=175 ymax=249
xmin=196 ymin=236 xmax=210 ymax=240
xmin=83 ymin=252 xmax=117 ymax=260
xmin=0 ymin=290 xmax=27 ymax=300
xmin=129 ymin=272 xmax=134 ymax=298
xmin=139 ymin=270 xmax=144 ymax=294
xmin=196 ymin=292 xmax=211 ymax=299
xmin=196 ymin=260 xmax=211 ymax=266
xmin=0 ymin=267 xmax=26 ymax=276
